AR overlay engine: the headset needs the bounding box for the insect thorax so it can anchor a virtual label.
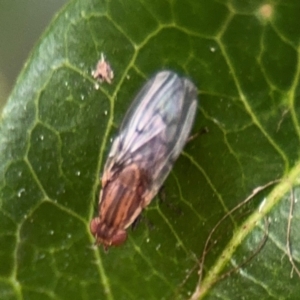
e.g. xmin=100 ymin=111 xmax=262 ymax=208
xmin=91 ymin=164 xmax=150 ymax=247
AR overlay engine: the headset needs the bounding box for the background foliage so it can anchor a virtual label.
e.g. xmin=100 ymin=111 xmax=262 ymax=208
xmin=1 ymin=0 xmax=300 ymax=299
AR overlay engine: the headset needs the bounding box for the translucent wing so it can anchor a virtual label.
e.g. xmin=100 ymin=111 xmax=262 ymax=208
xmin=103 ymin=70 xmax=198 ymax=205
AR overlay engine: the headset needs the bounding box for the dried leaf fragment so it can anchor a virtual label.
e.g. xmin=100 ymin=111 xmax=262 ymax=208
xmin=92 ymin=53 xmax=114 ymax=84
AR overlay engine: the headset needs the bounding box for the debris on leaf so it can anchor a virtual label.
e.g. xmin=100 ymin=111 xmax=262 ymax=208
xmin=92 ymin=53 xmax=114 ymax=84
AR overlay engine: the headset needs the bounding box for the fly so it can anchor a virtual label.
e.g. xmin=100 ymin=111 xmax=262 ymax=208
xmin=90 ymin=70 xmax=198 ymax=249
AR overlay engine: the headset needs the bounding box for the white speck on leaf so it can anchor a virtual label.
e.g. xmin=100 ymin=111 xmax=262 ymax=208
xmin=18 ymin=188 xmax=26 ymax=197
xmin=258 ymin=4 xmax=273 ymax=20
xmin=259 ymin=198 xmax=266 ymax=212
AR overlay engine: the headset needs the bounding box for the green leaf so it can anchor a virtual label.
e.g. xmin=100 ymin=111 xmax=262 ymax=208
xmin=1 ymin=0 xmax=300 ymax=299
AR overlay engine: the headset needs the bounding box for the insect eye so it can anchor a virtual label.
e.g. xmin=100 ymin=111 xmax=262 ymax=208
xmin=111 ymin=230 xmax=127 ymax=246
xmin=90 ymin=218 xmax=100 ymax=236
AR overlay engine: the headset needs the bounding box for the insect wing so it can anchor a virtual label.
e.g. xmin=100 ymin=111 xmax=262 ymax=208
xmin=103 ymin=71 xmax=198 ymax=204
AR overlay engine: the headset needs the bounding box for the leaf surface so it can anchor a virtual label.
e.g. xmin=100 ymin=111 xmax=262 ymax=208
xmin=1 ymin=1 xmax=300 ymax=299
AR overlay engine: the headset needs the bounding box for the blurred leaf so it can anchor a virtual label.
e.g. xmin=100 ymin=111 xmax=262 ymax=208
xmin=1 ymin=0 xmax=300 ymax=299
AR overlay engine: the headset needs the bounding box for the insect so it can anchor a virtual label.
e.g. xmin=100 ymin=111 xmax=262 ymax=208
xmin=90 ymin=70 xmax=198 ymax=249
xmin=92 ymin=53 xmax=114 ymax=84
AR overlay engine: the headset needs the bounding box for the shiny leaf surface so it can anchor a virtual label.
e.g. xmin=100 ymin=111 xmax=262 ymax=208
xmin=0 ymin=1 xmax=300 ymax=299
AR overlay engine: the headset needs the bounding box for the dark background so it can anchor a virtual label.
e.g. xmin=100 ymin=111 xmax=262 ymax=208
xmin=0 ymin=0 xmax=68 ymax=111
